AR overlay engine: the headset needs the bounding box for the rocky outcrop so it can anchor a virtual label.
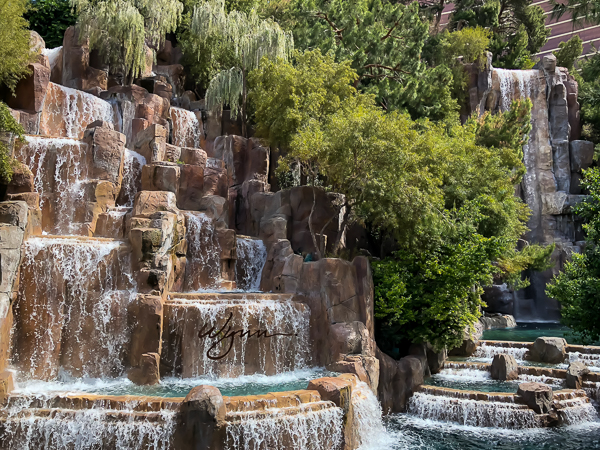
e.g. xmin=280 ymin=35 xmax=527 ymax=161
xmin=566 ymin=361 xmax=590 ymax=389
xmin=61 ymin=26 xmax=107 ymax=92
xmin=127 ymin=352 xmax=160 ymax=385
xmin=376 ymin=348 xmax=426 ymax=413
xmin=516 ymin=382 xmax=553 ymax=414
xmin=490 ymin=354 xmax=518 ymax=381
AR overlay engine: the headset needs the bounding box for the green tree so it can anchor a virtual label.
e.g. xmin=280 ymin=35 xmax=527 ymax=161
xmin=551 ymin=0 xmax=600 ymax=27
xmin=578 ymin=50 xmax=600 ymax=144
xmin=0 ymin=0 xmax=33 ymax=92
xmin=450 ymin=0 xmax=550 ymax=69
xmin=185 ymin=0 xmax=293 ymax=136
xmin=553 ymin=35 xmax=583 ymax=72
xmin=0 ymin=102 xmax=25 ymax=183
xmin=547 ymin=167 xmax=600 ymax=343
xmin=72 ymin=0 xmax=183 ymax=81
xmin=290 ymin=0 xmax=458 ymax=120
xmin=26 ymin=0 xmax=77 ymax=48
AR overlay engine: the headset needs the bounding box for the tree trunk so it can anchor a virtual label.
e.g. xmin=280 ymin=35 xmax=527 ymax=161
xmin=308 ymin=188 xmax=322 ymax=260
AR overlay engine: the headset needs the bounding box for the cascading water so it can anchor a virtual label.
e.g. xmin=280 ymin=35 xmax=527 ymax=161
xmin=0 ymin=396 xmax=176 ymax=450
xmin=16 ymin=136 xmax=89 ymax=235
xmin=164 ymin=297 xmax=311 ymax=378
xmin=224 ymin=402 xmax=344 ymax=450
xmin=351 ymin=382 xmax=395 ymax=450
xmin=407 ymin=392 xmax=540 ymax=428
xmin=495 ymin=69 xmax=538 ymax=112
xmin=41 ymin=47 xmax=62 ymax=73
xmin=568 ymin=352 xmax=600 ymax=371
xmin=170 ymin=107 xmax=201 ymax=148
xmin=11 ymin=237 xmax=135 ymax=380
xmin=555 ymin=397 xmax=599 ymax=425
xmin=183 ymin=212 xmax=222 ymax=291
xmin=473 ymin=343 xmax=529 ymax=362
xmin=39 ymin=83 xmax=115 ymax=139
xmin=118 ymin=149 xmax=147 ymax=207
xmin=236 ymin=238 xmax=267 ymax=291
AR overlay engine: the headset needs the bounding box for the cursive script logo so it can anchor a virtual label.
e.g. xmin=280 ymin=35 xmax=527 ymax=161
xmin=198 ymin=313 xmax=298 ymax=360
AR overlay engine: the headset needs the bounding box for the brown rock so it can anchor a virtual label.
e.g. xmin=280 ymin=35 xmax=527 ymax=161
xmin=127 ymin=295 xmax=163 ymax=368
xmin=177 ymin=164 xmax=204 ymax=210
xmin=490 ymin=354 xmax=519 ymax=381
xmin=174 ymin=385 xmax=226 ymax=450
xmin=517 ymin=382 xmax=553 ymax=414
xmin=0 ymin=310 xmax=13 ymax=373
xmin=376 ymin=348 xmax=425 ymax=413
xmin=528 ymin=337 xmax=567 ymax=364
xmin=5 ymin=63 xmax=50 ymax=112
xmin=181 ymin=147 xmax=207 ymax=166
xmin=141 ymin=162 xmax=180 ymax=194
xmin=127 ymin=352 xmax=160 ymax=385
xmin=0 ymin=371 xmax=14 ymax=401
xmin=426 ymin=343 xmax=447 ymax=375
xmin=61 ymin=26 xmax=107 ymax=91
xmin=5 ymin=163 xmax=34 ymax=195
xmin=566 ymin=361 xmax=590 ymax=389
xmin=132 ymin=191 xmax=179 ymax=218
xmin=134 ymin=124 xmax=168 ymax=163
xmin=307 ymin=377 xmax=353 ymax=414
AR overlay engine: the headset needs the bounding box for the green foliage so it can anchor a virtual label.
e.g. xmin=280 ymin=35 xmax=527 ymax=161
xmin=72 ymin=0 xmax=183 ymax=80
xmin=443 ymin=27 xmax=491 ymax=66
xmin=249 ymin=49 xmax=357 ymax=147
xmin=553 ymin=36 xmax=583 ymax=72
xmin=547 ymin=167 xmax=600 ymax=342
xmin=578 ymin=50 xmax=600 ymax=144
xmin=451 ymin=0 xmax=549 ymax=69
xmin=26 ymin=0 xmax=76 ymax=48
xmin=289 ymin=0 xmax=458 ymax=120
xmin=0 ymin=102 xmax=26 ymax=183
xmin=551 ymin=0 xmax=600 ymax=27
xmin=0 ymin=0 xmax=33 ymax=92
xmin=373 ymin=210 xmax=504 ymax=352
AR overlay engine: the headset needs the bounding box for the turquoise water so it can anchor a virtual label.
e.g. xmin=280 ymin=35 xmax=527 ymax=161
xmin=384 ymin=415 xmax=600 ymax=449
xmin=423 ymin=370 xmax=564 ymax=393
xmin=481 ymin=322 xmax=600 ymax=345
xmin=13 ymin=368 xmax=334 ymax=398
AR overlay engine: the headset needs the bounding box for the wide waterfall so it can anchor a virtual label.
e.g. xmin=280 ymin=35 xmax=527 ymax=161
xmin=170 ymin=107 xmax=201 ymax=148
xmin=163 ymin=296 xmax=311 ymax=378
xmin=118 ymin=148 xmax=147 ymax=207
xmin=473 ymin=342 xmax=529 ymax=362
xmin=11 ymin=237 xmax=135 ymax=380
xmin=0 ymin=397 xmax=176 ymax=450
xmin=236 ymin=237 xmax=267 ymax=291
xmin=39 ymin=82 xmax=115 ymax=139
xmin=224 ymin=402 xmax=343 ymax=450
xmin=183 ymin=212 xmax=222 ymax=291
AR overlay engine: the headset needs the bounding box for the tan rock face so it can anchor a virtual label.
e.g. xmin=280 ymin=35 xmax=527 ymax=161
xmin=528 ymin=337 xmax=567 ymax=364
xmin=566 ymin=361 xmax=590 ymax=389
xmin=61 ymin=26 xmax=107 ymax=92
xmin=490 ymin=354 xmax=519 ymax=381
xmin=127 ymin=352 xmax=160 ymax=385
xmin=5 ymin=63 xmax=50 ymax=113
xmin=517 ymin=382 xmax=553 ymax=414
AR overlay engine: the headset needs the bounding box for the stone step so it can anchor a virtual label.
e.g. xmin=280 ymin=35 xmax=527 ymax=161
xmin=165 ymin=292 xmax=296 ymax=303
xmin=223 ymin=390 xmax=321 ymax=413
xmin=225 ymin=400 xmax=336 ymax=422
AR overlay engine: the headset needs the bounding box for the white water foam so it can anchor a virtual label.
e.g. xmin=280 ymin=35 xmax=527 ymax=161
xmin=236 ymin=237 xmax=267 ymax=291
xmin=351 ymin=382 xmax=396 ymax=449
xmin=473 ymin=343 xmax=529 ymax=362
xmin=183 ymin=212 xmax=222 ymax=291
xmin=170 ymin=107 xmax=201 ymax=148
xmin=118 ymin=148 xmax=147 ymax=207
xmin=42 ymin=46 xmax=62 ymax=73
xmin=225 ymin=403 xmax=344 ymax=450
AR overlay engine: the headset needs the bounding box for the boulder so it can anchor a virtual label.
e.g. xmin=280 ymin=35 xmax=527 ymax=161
xmin=490 ymin=354 xmax=519 ymax=381
xmin=528 ymin=337 xmax=567 ymax=364
xmin=134 ymin=124 xmax=168 ymax=163
xmin=566 ymin=361 xmax=590 ymax=389
xmin=570 ymin=140 xmax=595 ymax=172
xmin=5 ymin=163 xmax=34 ymax=195
xmin=127 ymin=295 xmax=163 ymax=368
xmin=141 ymin=162 xmax=180 ymax=194
xmin=127 ymin=352 xmax=160 ymax=385
xmin=426 ymin=343 xmax=447 ymax=375
xmin=181 ymin=147 xmax=207 ymax=166
xmin=132 ymin=191 xmax=179 ymax=218
xmin=174 ymin=385 xmax=226 ymax=450
xmin=29 ymin=31 xmax=45 ymax=54
xmin=307 ymin=377 xmax=353 ymax=414
xmin=517 ymin=382 xmax=553 ymax=414
xmin=482 ymin=284 xmax=514 ymax=315
xmin=376 ymin=348 xmax=425 ymax=413
xmin=177 ymin=164 xmax=204 ymax=210
xmin=5 ymin=62 xmax=50 ymax=112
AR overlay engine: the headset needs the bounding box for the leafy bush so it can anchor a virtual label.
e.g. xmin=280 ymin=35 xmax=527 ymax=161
xmin=0 ymin=0 xmax=33 ymax=92
xmin=25 ymin=0 xmax=76 ymax=48
xmin=0 ymin=102 xmax=26 ymax=183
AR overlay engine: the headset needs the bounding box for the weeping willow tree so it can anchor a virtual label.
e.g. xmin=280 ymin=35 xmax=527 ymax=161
xmin=72 ymin=0 xmax=183 ymax=82
xmin=189 ymin=0 xmax=293 ymax=136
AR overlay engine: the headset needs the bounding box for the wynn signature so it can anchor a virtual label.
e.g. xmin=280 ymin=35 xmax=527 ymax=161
xmin=198 ymin=312 xmax=297 ymax=360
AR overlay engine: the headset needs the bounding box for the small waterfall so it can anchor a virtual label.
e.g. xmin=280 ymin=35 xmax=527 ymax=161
xmin=236 ymin=238 xmax=267 ymax=292
xmin=225 ymin=403 xmax=343 ymax=450
xmin=568 ymin=352 xmax=600 ymax=370
xmin=407 ymin=392 xmax=539 ymax=428
xmin=170 ymin=107 xmax=201 ymax=148
xmin=118 ymin=149 xmax=147 ymax=207
xmin=17 ymin=136 xmax=88 ymax=235
xmin=495 ymin=69 xmax=537 ymax=111
xmin=164 ymin=297 xmax=311 ymax=377
xmin=11 ymin=237 xmax=135 ymax=380
xmin=41 ymin=46 xmax=62 ymax=72
xmin=183 ymin=212 xmax=222 ymax=291
xmin=351 ymin=382 xmax=394 ymax=450
xmin=473 ymin=343 xmax=529 ymax=361
xmin=39 ymin=82 xmax=115 ymax=139
xmin=1 ymin=397 xmax=175 ymax=450
xmin=555 ymin=396 xmax=599 ymax=425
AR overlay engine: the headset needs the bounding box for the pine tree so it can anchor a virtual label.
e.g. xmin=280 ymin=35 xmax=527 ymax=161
xmin=72 ymin=0 xmax=183 ymax=82
xmin=189 ymin=0 xmax=293 ymax=136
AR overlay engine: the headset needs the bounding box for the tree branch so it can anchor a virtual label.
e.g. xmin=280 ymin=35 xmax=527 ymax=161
xmin=315 ymin=12 xmax=344 ymax=40
xmin=363 ymin=63 xmax=412 ymax=75
xmin=381 ymin=21 xmax=398 ymax=40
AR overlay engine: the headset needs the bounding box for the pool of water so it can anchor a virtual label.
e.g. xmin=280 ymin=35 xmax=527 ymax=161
xmin=13 ymin=368 xmax=334 ymax=398
xmin=423 ymin=368 xmax=565 ymax=393
xmin=380 ymin=415 xmax=600 ymax=450
xmin=481 ymin=322 xmax=598 ymax=345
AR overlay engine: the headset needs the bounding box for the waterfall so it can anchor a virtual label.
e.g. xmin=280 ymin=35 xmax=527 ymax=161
xmin=118 ymin=149 xmax=147 ymax=207
xmin=407 ymin=392 xmax=540 ymax=428
xmin=17 ymin=136 xmax=89 ymax=235
xmin=41 ymin=46 xmax=62 ymax=73
xmin=183 ymin=212 xmax=222 ymax=291
xmin=170 ymin=107 xmax=201 ymax=148
xmin=164 ymin=297 xmax=311 ymax=378
xmin=236 ymin=238 xmax=267 ymax=292
xmin=351 ymin=382 xmax=394 ymax=450
xmin=39 ymin=82 xmax=115 ymax=139
xmin=556 ymin=397 xmax=599 ymax=425
xmin=495 ymin=69 xmax=538 ymax=111
xmin=568 ymin=352 xmax=600 ymax=371
xmin=11 ymin=237 xmax=135 ymax=380
xmin=224 ymin=403 xmax=343 ymax=450
xmin=1 ymin=397 xmax=175 ymax=450
xmin=473 ymin=343 xmax=529 ymax=362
